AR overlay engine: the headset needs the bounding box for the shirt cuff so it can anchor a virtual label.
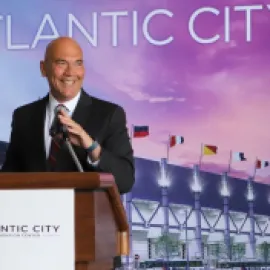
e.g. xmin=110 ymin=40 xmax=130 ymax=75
xmin=87 ymin=155 xmax=100 ymax=167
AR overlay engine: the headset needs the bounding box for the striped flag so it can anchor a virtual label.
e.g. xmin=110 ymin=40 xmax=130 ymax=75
xmin=133 ymin=125 xmax=149 ymax=138
xmin=256 ymin=159 xmax=269 ymax=169
xmin=169 ymin=135 xmax=184 ymax=147
xmin=232 ymin=152 xmax=246 ymax=161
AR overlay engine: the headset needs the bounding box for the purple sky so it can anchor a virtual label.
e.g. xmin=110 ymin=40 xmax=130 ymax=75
xmin=0 ymin=0 xmax=270 ymax=183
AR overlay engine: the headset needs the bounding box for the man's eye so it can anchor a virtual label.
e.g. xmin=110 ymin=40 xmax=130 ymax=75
xmin=76 ymin=60 xmax=83 ymax=66
xmin=56 ymin=60 xmax=66 ymax=65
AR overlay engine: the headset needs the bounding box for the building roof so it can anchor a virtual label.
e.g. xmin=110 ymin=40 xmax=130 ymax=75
xmin=132 ymin=157 xmax=270 ymax=216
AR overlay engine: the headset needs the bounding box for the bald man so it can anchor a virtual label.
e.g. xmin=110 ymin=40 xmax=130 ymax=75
xmin=1 ymin=37 xmax=134 ymax=194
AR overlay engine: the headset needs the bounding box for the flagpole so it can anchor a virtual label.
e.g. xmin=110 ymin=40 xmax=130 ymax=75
xmin=227 ymin=150 xmax=232 ymax=174
xmin=167 ymin=134 xmax=170 ymax=163
xmin=252 ymin=157 xmax=258 ymax=179
xmin=199 ymin=143 xmax=203 ymax=169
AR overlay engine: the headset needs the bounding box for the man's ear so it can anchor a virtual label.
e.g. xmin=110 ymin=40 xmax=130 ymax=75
xmin=40 ymin=60 xmax=47 ymax=77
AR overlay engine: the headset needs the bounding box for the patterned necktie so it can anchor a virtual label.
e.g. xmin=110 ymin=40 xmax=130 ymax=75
xmin=48 ymin=134 xmax=63 ymax=171
xmin=47 ymin=104 xmax=68 ymax=171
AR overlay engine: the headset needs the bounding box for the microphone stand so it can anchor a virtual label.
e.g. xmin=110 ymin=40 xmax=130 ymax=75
xmin=62 ymin=127 xmax=84 ymax=173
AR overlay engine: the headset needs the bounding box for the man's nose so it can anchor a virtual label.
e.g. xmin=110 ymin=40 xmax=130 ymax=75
xmin=64 ymin=64 xmax=74 ymax=76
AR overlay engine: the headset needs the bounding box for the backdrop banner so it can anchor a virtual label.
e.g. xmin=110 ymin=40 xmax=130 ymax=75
xmin=0 ymin=0 xmax=270 ymax=267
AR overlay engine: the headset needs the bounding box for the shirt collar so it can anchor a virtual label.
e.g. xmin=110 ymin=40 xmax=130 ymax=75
xmin=48 ymin=90 xmax=81 ymax=115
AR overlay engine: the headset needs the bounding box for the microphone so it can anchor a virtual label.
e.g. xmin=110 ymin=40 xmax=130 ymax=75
xmin=49 ymin=104 xmax=69 ymax=138
xmin=49 ymin=104 xmax=84 ymax=172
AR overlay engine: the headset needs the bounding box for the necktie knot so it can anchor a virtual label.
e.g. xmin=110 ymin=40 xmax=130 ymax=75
xmin=55 ymin=104 xmax=69 ymax=114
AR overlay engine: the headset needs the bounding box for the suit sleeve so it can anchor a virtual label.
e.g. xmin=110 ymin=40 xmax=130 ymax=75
xmin=93 ymin=106 xmax=135 ymax=194
xmin=1 ymin=110 xmax=22 ymax=172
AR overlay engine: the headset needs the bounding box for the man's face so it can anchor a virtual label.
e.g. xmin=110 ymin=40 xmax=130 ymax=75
xmin=40 ymin=41 xmax=85 ymax=102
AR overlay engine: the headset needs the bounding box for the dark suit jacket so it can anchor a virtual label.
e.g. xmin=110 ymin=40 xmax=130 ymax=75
xmin=1 ymin=90 xmax=135 ymax=194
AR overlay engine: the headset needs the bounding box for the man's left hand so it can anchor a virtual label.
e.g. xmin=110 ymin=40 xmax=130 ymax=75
xmin=58 ymin=109 xmax=101 ymax=162
xmin=58 ymin=109 xmax=92 ymax=148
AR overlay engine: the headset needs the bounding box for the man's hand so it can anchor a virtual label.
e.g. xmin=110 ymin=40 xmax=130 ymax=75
xmin=58 ymin=109 xmax=101 ymax=161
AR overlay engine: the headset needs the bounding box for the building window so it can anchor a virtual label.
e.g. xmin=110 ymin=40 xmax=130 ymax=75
xmin=231 ymin=243 xmax=246 ymax=261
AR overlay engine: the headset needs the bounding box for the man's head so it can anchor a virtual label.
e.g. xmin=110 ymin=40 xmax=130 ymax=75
xmin=40 ymin=37 xmax=85 ymax=102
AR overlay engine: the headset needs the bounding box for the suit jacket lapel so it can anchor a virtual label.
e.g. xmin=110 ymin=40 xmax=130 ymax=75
xmin=71 ymin=90 xmax=110 ymax=143
xmin=71 ymin=90 xmax=92 ymax=129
